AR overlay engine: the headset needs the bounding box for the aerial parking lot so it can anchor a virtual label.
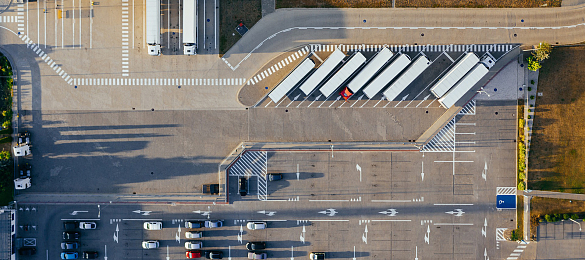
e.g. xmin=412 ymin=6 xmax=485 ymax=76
xmin=2 ymin=0 xmax=585 ymax=259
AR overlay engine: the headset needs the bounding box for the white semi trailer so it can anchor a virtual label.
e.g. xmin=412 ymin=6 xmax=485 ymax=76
xmin=146 ymin=0 xmax=161 ymax=56
xmin=183 ymin=0 xmax=197 ymax=55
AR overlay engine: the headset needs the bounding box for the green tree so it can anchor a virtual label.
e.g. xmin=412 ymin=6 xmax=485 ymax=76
xmin=545 ymin=214 xmax=553 ymax=222
xmin=571 ymin=214 xmax=579 ymax=219
xmin=563 ymin=213 xmax=570 ymax=220
xmin=518 ymin=181 xmax=525 ymax=190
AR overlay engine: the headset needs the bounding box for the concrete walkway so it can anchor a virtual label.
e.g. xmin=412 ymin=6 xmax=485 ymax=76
xmin=525 ymin=190 xmax=585 ymax=201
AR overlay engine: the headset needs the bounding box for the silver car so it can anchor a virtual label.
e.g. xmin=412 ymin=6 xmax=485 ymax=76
xmin=141 ymin=241 xmax=159 ymax=249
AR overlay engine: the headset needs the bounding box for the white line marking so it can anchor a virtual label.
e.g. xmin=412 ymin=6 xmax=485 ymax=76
xmin=121 ymin=219 xmax=163 ymax=221
xmin=433 ymin=223 xmax=474 ymax=226
xmin=371 ymin=200 xmax=411 ymax=203
xmin=434 ymin=204 xmax=474 ymax=206
xmin=309 ymin=200 xmax=349 ymax=202
xmin=308 ymin=220 xmax=349 ymax=222
xmin=371 ymin=219 xmax=412 ymax=222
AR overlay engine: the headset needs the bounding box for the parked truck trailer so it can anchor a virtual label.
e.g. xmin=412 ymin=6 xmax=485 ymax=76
xmin=146 ymin=0 xmax=161 ymax=56
xmin=182 ymin=0 xmax=197 ymax=55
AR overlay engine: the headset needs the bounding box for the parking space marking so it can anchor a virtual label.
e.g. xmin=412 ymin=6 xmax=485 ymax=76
xmin=371 ymin=200 xmax=411 ymax=203
xmin=433 ymin=223 xmax=474 ymax=226
xmin=75 ymin=77 xmax=246 ymax=86
xmin=434 ymin=203 xmax=474 ymax=206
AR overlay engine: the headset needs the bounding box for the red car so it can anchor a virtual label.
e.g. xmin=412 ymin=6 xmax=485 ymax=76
xmin=186 ymin=251 xmax=201 ymax=259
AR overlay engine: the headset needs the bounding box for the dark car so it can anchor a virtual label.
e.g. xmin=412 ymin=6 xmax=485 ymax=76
xmin=63 ymin=221 xmax=78 ymax=230
xmin=239 ymin=177 xmax=247 ymax=196
xmin=267 ymin=173 xmax=282 ymax=181
xmin=82 ymin=251 xmax=98 ymax=259
xmin=246 ymin=242 xmax=266 ymax=251
xmin=19 ymin=163 xmax=31 ymax=177
xmin=310 ymin=252 xmax=325 ymax=259
xmin=185 ymin=221 xmax=204 ymax=229
xmin=61 ymin=242 xmax=79 ymax=250
xmin=206 ymin=251 xmax=223 ymax=259
xmin=63 ymin=231 xmax=80 ymax=240
xmin=18 ymin=247 xmax=36 ymax=255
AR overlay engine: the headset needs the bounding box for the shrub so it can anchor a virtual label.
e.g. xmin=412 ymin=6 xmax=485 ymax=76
xmin=528 ymin=87 xmax=532 ymax=91
xmin=530 ymin=95 xmax=535 ymax=100
xmin=528 ymin=115 xmax=532 ymax=119
xmin=545 ymin=214 xmax=553 ymax=222
xmin=518 ymin=181 xmax=525 ymax=190
xmin=563 ymin=214 xmax=570 ymax=220
xmin=518 ymin=171 xmax=525 ymax=180
xmin=527 ymin=56 xmax=542 ymax=71
xmin=531 ymin=80 xmax=535 ymax=85
xmin=571 ymin=214 xmax=579 ymax=219
xmin=510 ymin=230 xmax=520 ymax=241
xmin=0 ymin=151 xmax=9 ymax=161
xmin=519 ymin=118 xmax=525 ymax=128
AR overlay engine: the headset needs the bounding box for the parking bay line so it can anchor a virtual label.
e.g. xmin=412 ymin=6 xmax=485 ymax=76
xmin=434 ymin=223 xmax=474 ymax=226
xmin=309 ymin=220 xmax=349 ymax=222
xmin=433 ymin=204 xmax=474 ymax=206
xmin=121 ymin=218 xmax=163 ymax=221
xmin=61 ymin=218 xmax=101 ymax=221
xmin=371 ymin=219 xmax=411 ymax=222
xmin=371 ymin=200 xmax=411 ymax=203
xmin=309 ymin=199 xmax=349 ymax=202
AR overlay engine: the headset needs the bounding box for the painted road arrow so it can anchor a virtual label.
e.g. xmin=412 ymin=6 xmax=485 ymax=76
xmin=132 ymin=210 xmax=151 ymax=216
xmin=445 ymin=209 xmax=465 ymax=217
xmin=318 ymin=209 xmax=337 ymax=216
xmin=379 ymin=209 xmax=398 ymax=216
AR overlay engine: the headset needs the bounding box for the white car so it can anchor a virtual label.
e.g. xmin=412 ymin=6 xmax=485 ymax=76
xmin=185 ymin=241 xmax=202 ymax=250
xmin=205 ymin=220 xmax=223 ymax=228
xmin=185 ymin=231 xmax=202 ymax=239
xmin=143 ymin=221 xmax=162 ymax=230
xmin=246 ymin=221 xmax=267 ymax=230
xmin=142 ymin=240 xmax=159 ymax=249
xmin=79 ymin=222 xmax=96 ymax=230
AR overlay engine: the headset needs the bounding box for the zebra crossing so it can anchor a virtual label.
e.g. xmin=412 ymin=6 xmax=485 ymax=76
xmin=247 ymin=46 xmax=310 ymax=86
xmin=507 ymin=243 xmax=528 ymax=260
xmin=228 ymin=151 xmax=267 ymax=177
xmin=458 ymin=99 xmax=476 ymax=115
xmin=421 ymin=117 xmax=456 ymax=152
xmin=257 ymin=173 xmax=267 ymax=201
xmin=0 ymin=16 xmax=19 ymax=23
xmin=121 ymin=0 xmax=130 ymax=76
xmin=228 ymin=151 xmax=268 ymax=201
xmin=16 ymin=4 xmax=24 ymax=34
xmin=19 ymin=34 xmax=73 ymax=85
xmin=73 ymin=77 xmax=247 ymax=86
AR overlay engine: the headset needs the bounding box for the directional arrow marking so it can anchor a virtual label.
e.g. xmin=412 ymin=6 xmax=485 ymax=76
xmin=113 ymin=224 xmax=119 ymax=243
xmin=70 ymin=210 xmax=89 ymax=216
xmin=356 ymin=164 xmax=362 ymax=182
xmin=362 ymin=225 xmax=368 ymax=244
xmin=421 ymin=161 xmax=424 ymax=181
xmin=424 ymin=225 xmax=430 ymax=244
xmin=482 ymin=161 xmax=488 ymax=181
xmin=104 ymin=245 xmax=107 ymax=260
xmin=132 ymin=210 xmax=151 ymax=216
xmin=166 ymin=245 xmax=170 ymax=260
xmin=257 ymin=210 xmax=276 ymax=216
xmin=318 ymin=209 xmax=337 ymax=216
xmin=482 ymin=218 xmax=487 ymax=237
xmin=300 ymin=225 xmax=306 ymax=244
xmin=445 ymin=209 xmax=465 ymax=217
xmin=379 ymin=209 xmax=398 ymax=216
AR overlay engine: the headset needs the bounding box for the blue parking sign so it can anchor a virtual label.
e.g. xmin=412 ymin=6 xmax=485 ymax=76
xmin=496 ymin=195 xmax=516 ymax=209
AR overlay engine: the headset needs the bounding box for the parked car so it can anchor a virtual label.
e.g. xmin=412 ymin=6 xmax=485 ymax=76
xmin=246 ymin=242 xmax=266 ymax=251
xmin=82 ymin=251 xmax=98 ymax=259
xmin=246 ymin=222 xmax=266 ymax=230
xmin=185 ymin=231 xmax=202 ymax=238
xmin=205 ymin=220 xmax=223 ymax=228
xmin=239 ymin=177 xmax=247 ymax=196
xmin=19 ymin=163 xmax=31 ymax=177
xmin=186 ymin=251 xmax=202 ymax=259
xmin=309 ymin=252 xmax=325 ymax=259
xmin=61 ymin=242 xmax=79 ymax=250
xmin=18 ymin=247 xmax=36 ymax=255
xmin=205 ymin=251 xmax=223 ymax=259
xmin=79 ymin=222 xmax=96 ymax=230
xmin=63 ymin=221 xmax=77 ymax=231
xmin=61 ymin=252 xmax=79 ymax=260
xmin=185 ymin=221 xmax=204 ymax=229
xmin=185 ymin=241 xmax=202 ymax=250
xmin=247 ymin=252 xmax=267 ymax=259
xmin=141 ymin=240 xmax=159 ymax=249
xmin=18 ymin=132 xmax=31 ymax=145
xmin=63 ymin=232 xmax=80 ymax=240
xmin=143 ymin=221 xmax=162 ymax=230
xmin=267 ymin=173 xmax=283 ymax=181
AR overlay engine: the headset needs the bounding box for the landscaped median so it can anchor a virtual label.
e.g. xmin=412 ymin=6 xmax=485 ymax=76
xmin=531 ymin=197 xmax=585 ymax=239
xmin=0 ymin=53 xmax=13 ymax=206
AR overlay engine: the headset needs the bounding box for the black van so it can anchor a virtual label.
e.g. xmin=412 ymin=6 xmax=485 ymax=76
xmin=239 ymin=177 xmax=247 ymax=196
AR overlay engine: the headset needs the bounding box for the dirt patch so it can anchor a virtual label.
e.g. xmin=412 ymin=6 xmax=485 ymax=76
xmin=530 ymin=197 xmax=585 ymax=237
xmin=276 ymin=0 xmax=561 ymax=8
xmin=219 ymin=0 xmax=262 ymax=55
xmin=528 ymin=46 xmax=585 ymax=194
